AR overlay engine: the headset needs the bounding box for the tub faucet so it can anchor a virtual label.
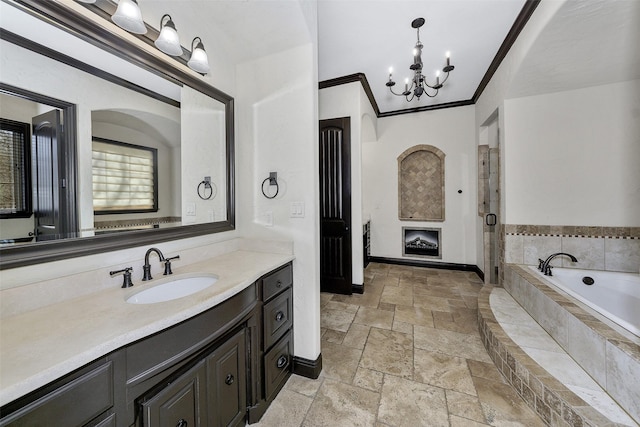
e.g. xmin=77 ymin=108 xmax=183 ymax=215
xmin=540 ymin=253 xmax=578 ymax=276
xmin=142 ymin=247 xmax=165 ymax=281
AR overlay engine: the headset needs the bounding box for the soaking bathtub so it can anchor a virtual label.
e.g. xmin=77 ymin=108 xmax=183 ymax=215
xmin=500 ymin=264 xmax=640 ymax=425
xmin=529 ymin=266 xmax=640 ymax=337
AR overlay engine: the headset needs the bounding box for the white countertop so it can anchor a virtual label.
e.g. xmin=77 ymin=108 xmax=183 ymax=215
xmin=0 ymin=250 xmax=294 ymax=406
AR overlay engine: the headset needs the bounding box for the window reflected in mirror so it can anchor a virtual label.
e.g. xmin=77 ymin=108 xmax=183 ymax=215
xmin=92 ymin=137 xmax=157 ymax=214
xmin=0 ymin=118 xmax=31 ymax=219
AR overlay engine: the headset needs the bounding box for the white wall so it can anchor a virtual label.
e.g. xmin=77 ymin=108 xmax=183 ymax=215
xmin=475 ymin=0 xmax=640 ymax=230
xmin=319 ymin=81 xmax=377 ymax=286
xmin=235 ymin=42 xmax=320 ymax=362
xmin=503 ymin=80 xmax=640 ymax=227
xmin=363 ymin=105 xmax=477 ymax=265
xmin=181 ymin=86 xmax=227 ymax=225
xmin=0 ymin=94 xmax=39 ymax=239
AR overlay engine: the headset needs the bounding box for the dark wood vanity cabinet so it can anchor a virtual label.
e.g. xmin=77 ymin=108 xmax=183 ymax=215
xmin=0 ymin=262 xmax=294 ymax=427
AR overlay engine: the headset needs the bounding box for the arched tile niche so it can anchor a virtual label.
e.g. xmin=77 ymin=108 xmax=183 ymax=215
xmin=398 ymin=144 xmax=445 ymax=221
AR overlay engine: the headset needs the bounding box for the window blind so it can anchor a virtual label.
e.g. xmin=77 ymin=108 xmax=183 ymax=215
xmin=0 ymin=119 xmax=31 ymax=217
xmin=92 ymin=139 xmax=157 ymax=213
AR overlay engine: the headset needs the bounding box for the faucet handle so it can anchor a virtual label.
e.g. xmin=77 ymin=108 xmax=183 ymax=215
xmin=544 ymin=264 xmax=553 ymax=276
xmin=538 ymin=258 xmax=545 ymax=271
xmin=163 ymin=255 xmax=180 ymax=276
xmin=110 ymin=267 xmax=134 ymax=288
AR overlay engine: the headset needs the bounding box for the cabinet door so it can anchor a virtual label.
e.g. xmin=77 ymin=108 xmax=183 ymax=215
xmin=140 ymin=360 xmax=206 ymax=427
xmin=206 ymin=329 xmax=246 ymax=427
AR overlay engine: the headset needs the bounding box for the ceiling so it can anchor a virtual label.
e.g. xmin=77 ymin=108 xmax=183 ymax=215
xmin=135 ymin=0 xmax=527 ymax=115
xmin=317 ymin=0 xmax=527 ymax=114
xmin=506 ymin=0 xmax=640 ymax=99
xmin=124 ymin=0 xmax=640 ymax=116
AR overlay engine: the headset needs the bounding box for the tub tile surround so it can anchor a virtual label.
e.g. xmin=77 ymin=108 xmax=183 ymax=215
xmin=0 ymin=238 xmax=294 ymax=406
xmin=503 ymin=224 xmax=640 ymax=273
xmin=500 ymin=264 xmax=640 ymax=425
xmin=478 ymin=287 xmax=639 ymax=426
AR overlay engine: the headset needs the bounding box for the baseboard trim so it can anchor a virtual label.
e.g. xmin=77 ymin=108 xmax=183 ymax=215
xmin=292 ymin=354 xmax=322 ymax=379
xmin=369 ymin=256 xmax=484 ymax=280
xmin=352 ymin=283 xmax=364 ymax=294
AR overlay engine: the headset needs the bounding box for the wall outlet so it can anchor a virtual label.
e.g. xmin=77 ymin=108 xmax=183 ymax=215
xmin=264 ymin=210 xmax=273 ymax=227
xmin=290 ymin=202 xmax=305 ymax=218
xmin=186 ymin=202 xmax=196 ymax=216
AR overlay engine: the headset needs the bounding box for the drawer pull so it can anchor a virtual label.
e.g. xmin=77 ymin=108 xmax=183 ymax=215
xmin=275 ymin=311 xmax=285 ymax=322
xmin=176 ymin=419 xmax=188 ymax=427
xmin=276 ymin=355 xmax=287 ymax=369
xmin=276 ymin=280 xmax=283 ymax=288
xmin=225 ymin=374 xmax=235 ymax=385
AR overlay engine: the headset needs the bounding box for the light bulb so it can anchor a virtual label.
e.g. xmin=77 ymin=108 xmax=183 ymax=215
xmin=155 ymin=15 xmax=183 ymax=56
xmin=111 ymin=0 xmax=146 ymax=34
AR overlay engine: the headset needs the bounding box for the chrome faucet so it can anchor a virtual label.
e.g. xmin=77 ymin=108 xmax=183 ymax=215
xmin=142 ymin=247 xmax=165 ymax=281
xmin=539 ymin=252 xmax=578 ymax=276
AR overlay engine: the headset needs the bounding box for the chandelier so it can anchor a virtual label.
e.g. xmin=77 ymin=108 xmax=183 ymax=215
xmin=386 ymin=17 xmax=455 ymax=101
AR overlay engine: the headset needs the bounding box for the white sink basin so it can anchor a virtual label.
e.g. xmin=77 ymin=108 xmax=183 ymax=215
xmin=126 ymin=275 xmax=218 ymax=304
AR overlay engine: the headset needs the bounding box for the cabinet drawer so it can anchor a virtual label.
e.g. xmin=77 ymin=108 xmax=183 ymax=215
xmin=0 ymin=361 xmax=113 ymax=427
xmin=263 ymin=287 xmax=292 ymax=350
xmin=262 ymin=264 xmax=292 ymax=302
xmin=264 ymin=331 xmax=292 ymax=402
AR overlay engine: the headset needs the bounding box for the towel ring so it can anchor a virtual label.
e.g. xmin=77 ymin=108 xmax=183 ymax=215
xmin=261 ymin=173 xmax=279 ymax=199
xmin=197 ymin=180 xmax=217 ymax=200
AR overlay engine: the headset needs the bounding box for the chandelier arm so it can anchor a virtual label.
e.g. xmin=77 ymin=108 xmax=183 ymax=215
xmin=422 ymin=71 xmax=450 ymax=90
xmin=388 ymin=80 xmax=417 ymax=98
xmin=388 ymin=87 xmax=405 ymax=97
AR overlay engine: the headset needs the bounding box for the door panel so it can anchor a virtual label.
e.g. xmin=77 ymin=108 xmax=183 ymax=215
xmin=140 ymin=360 xmax=206 ymax=427
xmin=319 ymin=118 xmax=352 ymax=294
xmin=206 ymin=329 xmax=246 ymax=427
xmin=32 ymin=110 xmax=63 ymax=241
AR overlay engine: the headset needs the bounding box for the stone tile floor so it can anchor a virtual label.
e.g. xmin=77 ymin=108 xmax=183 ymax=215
xmin=254 ymin=263 xmax=545 ymax=427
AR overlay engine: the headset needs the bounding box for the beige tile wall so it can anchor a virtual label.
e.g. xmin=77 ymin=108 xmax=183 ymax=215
xmin=502 ymin=225 xmax=640 ymax=273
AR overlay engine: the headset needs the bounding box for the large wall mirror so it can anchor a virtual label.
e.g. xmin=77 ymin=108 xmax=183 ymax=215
xmin=0 ymin=1 xmax=234 ymax=269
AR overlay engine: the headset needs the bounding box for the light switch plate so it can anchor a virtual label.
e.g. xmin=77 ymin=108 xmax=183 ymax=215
xmin=290 ymin=202 xmax=305 ymax=218
xmin=186 ymin=202 xmax=196 ymax=216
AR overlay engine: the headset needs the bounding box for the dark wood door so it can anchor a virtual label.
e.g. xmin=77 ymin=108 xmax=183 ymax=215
xmin=319 ymin=118 xmax=352 ymax=295
xmin=32 ymin=110 xmax=65 ymax=241
xmin=206 ymin=329 xmax=246 ymax=427
xmin=140 ymin=360 xmax=207 ymax=427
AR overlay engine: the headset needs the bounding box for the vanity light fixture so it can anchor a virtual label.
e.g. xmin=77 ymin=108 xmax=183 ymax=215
xmin=386 ymin=17 xmax=455 ymax=101
xmin=187 ymin=37 xmax=210 ymax=74
xmin=111 ymin=0 xmax=147 ymax=35
xmin=155 ymin=14 xmax=183 ymax=56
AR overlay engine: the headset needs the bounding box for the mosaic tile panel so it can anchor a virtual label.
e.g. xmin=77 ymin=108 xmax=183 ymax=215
xmin=397 ymin=145 xmax=445 ymax=221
